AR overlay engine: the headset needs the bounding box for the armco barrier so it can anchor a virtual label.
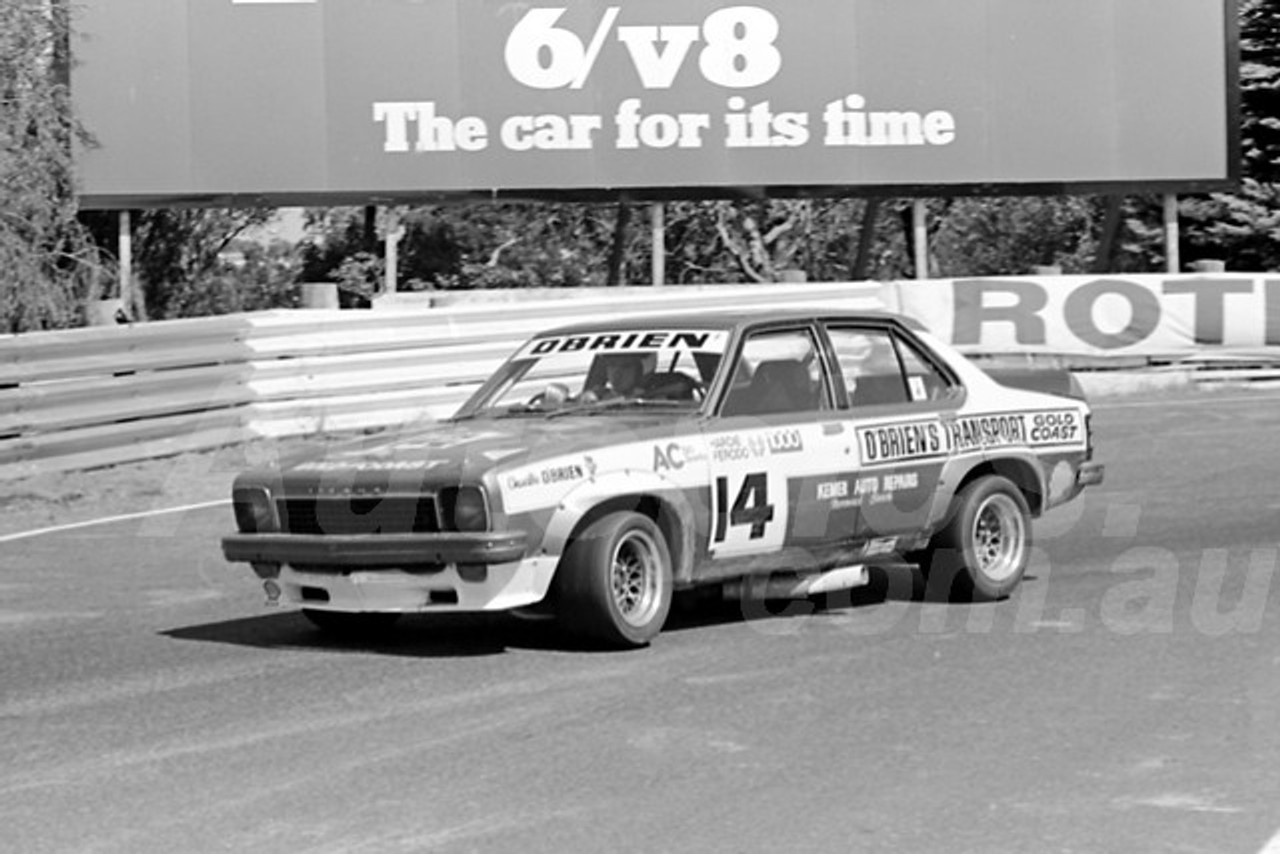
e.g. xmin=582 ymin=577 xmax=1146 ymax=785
xmin=0 ymin=282 xmax=889 ymax=479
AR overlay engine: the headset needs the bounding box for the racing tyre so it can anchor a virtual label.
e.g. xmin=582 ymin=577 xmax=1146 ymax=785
xmin=556 ymin=511 xmax=673 ymax=648
xmin=301 ymin=609 xmax=402 ymax=637
xmin=917 ymin=475 xmax=1030 ymax=602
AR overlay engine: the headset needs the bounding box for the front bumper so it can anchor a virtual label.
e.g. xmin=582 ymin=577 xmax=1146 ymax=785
xmin=1077 ymin=461 xmax=1105 ymax=487
xmin=221 ymin=530 xmax=527 ymax=567
xmin=222 ymin=530 xmax=555 ymax=612
xmin=263 ymin=556 xmax=558 ymax=612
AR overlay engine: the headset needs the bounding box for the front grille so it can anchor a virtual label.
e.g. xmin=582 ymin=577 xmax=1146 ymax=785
xmin=291 ymin=562 xmax=445 ymax=574
xmin=278 ymin=495 xmax=440 ymax=536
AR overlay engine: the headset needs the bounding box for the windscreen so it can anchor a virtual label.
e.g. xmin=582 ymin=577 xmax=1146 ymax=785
xmin=465 ymin=328 xmax=730 ymax=416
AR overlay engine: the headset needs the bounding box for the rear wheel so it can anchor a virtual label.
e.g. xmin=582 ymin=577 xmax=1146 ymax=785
xmin=918 ymin=475 xmax=1031 ymax=601
xmin=301 ymin=609 xmax=402 ymax=636
xmin=556 ymin=511 xmax=673 ymax=648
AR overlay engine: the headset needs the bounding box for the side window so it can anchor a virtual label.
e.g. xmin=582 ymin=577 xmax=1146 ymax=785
xmin=828 ymin=327 xmax=908 ymax=407
xmin=828 ymin=326 xmax=955 ymax=407
xmin=893 ymin=335 xmax=955 ymax=402
xmin=720 ymin=328 xmax=831 ymax=416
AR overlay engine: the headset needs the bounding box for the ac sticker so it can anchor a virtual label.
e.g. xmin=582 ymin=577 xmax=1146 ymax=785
xmin=653 ymin=442 xmax=703 ymax=472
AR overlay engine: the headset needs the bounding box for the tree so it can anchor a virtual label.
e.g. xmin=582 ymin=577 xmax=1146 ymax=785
xmin=658 ymin=198 xmax=899 ymax=284
xmin=931 ymin=197 xmax=1099 ymax=276
xmin=302 ymin=203 xmax=630 ymax=291
xmin=1239 ymin=0 xmax=1280 ymax=184
xmin=157 ymin=239 xmax=301 ymax=317
xmin=129 ymin=208 xmax=290 ymax=320
xmin=0 ymin=0 xmax=100 ymax=332
xmin=1158 ymin=0 xmax=1280 ymax=272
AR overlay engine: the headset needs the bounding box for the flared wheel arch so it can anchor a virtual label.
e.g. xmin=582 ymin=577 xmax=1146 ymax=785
xmin=558 ymin=493 xmax=692 ymax=584
xmin=950 ymin=457 xmax=1044 ymax=520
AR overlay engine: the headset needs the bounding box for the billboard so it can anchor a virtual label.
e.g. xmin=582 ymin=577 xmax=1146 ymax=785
xmin=71 ymin=0 xmax=1238 ymax=208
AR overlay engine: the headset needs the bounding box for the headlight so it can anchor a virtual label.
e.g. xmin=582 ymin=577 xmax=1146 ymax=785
xmin=440 ymin=485 xmax=489 ymax=532
xmin=232 ymin=486 xmax=277 ymax=533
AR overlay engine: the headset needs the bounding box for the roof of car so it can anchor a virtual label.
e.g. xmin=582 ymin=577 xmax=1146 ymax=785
xmin=534 ymin=307 xmax=916 ymax=337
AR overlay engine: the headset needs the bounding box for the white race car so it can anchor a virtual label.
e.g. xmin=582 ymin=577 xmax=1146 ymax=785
xmin=223 ymin=309 xmax=1103 ymax=647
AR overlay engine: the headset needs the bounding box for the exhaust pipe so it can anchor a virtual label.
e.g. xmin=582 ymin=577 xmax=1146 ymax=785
xmin=722 ymin=564 xmax=869 ymax=600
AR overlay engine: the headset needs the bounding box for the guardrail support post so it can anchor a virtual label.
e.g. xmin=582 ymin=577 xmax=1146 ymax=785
xmin=1163 ymin=193 xmax=1180 ymax=274
xmin=650 ymin=202 xmax=665 ymax=286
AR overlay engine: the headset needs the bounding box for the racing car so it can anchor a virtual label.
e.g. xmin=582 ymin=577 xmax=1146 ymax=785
xmin=222 ymin=309 xmax=1104 ymax=647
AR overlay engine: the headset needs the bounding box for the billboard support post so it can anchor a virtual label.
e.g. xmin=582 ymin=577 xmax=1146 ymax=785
xmin=650 ymin=203 xmax=665 ymax=287
xmin=1091 ymin=195 xmax=1124 ymax=273
xmin=912 ymin=200 xmax=928 ymax=281
xmin=383 ymin=207 xmax=402 ymax=294
xmin=1163 ymin=193 xmax=1180 ymax=273
xmin=118 ymin=210 xmax=132 ymax=314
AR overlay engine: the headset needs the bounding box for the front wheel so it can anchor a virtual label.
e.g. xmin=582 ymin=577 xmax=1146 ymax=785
xmin=555 ymin=511 xmax=673 ymax=648
xmin=917 ymin=475 xmax=1031 ymax=601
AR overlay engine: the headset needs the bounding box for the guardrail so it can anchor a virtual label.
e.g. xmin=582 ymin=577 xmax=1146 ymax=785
xmin=0 ymin=282 xmax=889 ymax=479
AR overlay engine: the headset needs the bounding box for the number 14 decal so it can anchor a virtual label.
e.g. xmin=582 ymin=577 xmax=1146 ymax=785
xmin=714 ymin=472 xmax=776 ymax=541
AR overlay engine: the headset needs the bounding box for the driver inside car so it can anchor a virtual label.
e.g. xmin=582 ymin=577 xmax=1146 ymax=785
xmin=583 ymin=353 xmax=651 ymax=401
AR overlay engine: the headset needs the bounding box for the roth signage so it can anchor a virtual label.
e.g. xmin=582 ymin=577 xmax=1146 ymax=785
xmin=896 ymin=276 xmax=1280 ymax=358
xmin=72 ymin=0 xmax=1236 ymax=207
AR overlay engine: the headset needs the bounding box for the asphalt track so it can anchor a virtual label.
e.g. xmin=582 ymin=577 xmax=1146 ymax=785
xmin=2 ymin=390 xmax=1280 ymax=854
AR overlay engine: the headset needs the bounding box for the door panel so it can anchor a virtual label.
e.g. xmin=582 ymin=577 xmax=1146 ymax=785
xmin=826 ymin=324 xmax=959 ymax=540
xmin=704 ymin=326 xmax=849 ymax=564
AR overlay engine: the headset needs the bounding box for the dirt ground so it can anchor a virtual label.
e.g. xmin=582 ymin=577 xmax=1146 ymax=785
xmin=0 ymin=438 xmax=322 ymax=540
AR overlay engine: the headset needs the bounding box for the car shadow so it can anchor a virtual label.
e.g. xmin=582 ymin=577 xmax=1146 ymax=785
xmin=163 ymin=566 xmax=935 ymax=657
xmin=162 ymin=610 xmax=582 ymax=658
